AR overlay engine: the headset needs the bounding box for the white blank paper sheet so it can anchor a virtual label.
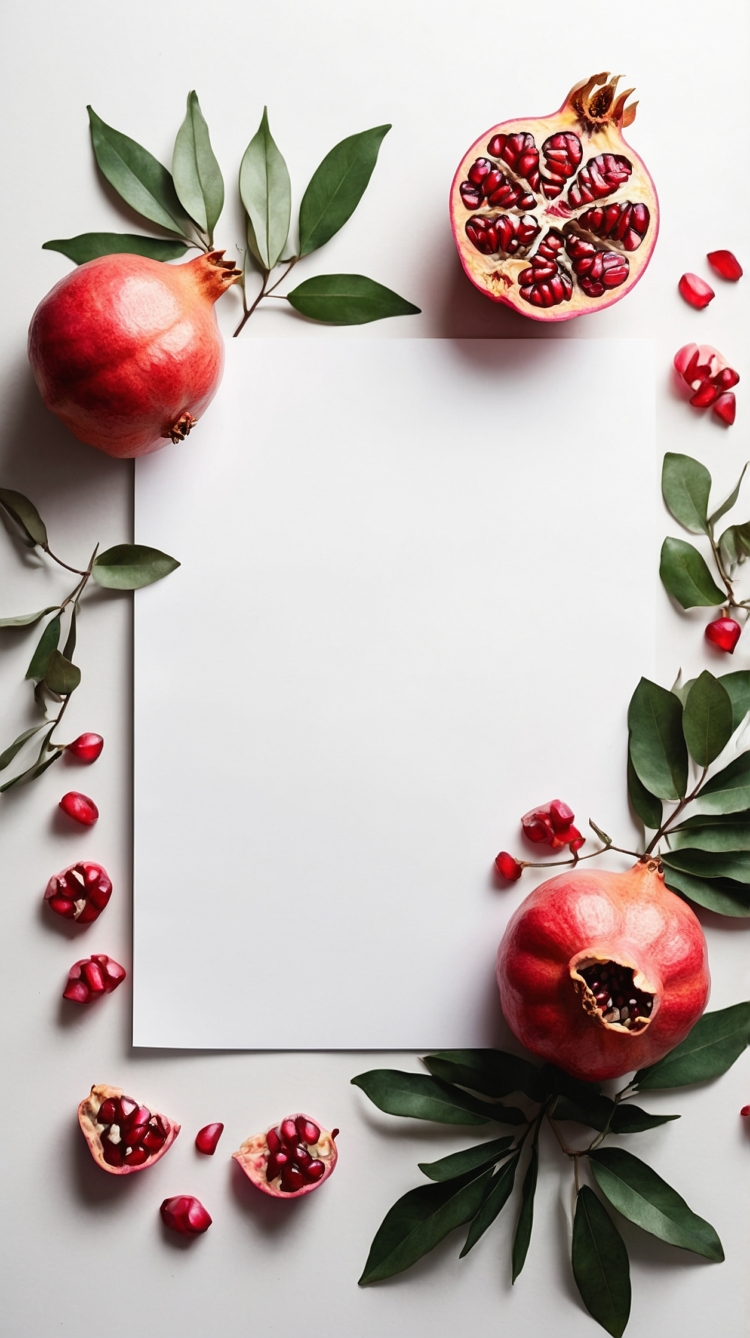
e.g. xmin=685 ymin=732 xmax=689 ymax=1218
xmin=133 ymin=338 xmax=655 ymax=1049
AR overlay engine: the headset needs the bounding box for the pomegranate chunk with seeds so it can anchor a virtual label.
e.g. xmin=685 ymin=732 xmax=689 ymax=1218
xmin=678 ymin=273 xmax=715 ymax=309
xmin=45 ymin=861 xmax=112 ymax=923
xmin=78 ymin=1083 xmax=179 ymax=1174
xmin=160 ymin=1196 xmax=212 ymax=1235
xmin=63 ymin=954 xmax=126 ymax=1003
xmin=674 ymin=343 xmax=740 ymax=415
xmin=233 ymin=1113 xmax=338 ymax=1199
xmin=707 ymin=250 xmax=742 ymax=281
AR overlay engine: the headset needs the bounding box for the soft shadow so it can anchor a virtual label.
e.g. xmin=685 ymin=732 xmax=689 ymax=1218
xmin=159 ymin=1218 xmax=209 ymax=1251
xmin=69 ymin=1116 xmax=141 ymax=1206
xmin=230 ymin=1158 xmax=313 ymax=1237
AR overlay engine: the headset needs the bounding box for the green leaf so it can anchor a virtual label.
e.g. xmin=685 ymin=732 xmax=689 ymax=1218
xmin=87 ymin=107 xmax=190 ymax=236
xmin=572 ymin=1186 xmax=631 ymax=1338
xmin=0 ymin=606 xmax=58 ymax=629
xmin=238 ymin=108 xmax=291 ymax=271
xmin=696 ymin=751 xmax=750 ymax=814
xmin=589 ymin=1148 xmax=723 ymax=1260
xmin=542 ymin=1064 xmax=601 ymax=1102
xmin=42 ymin=234 xmax=188 ymax=264
xmin=659 ymin=537 xmax=725 ymax=609
xmin=719 ymin=671 xmax=750 ymax=730
xmin=287 ymin=274 xmax=420 ymax=324
xmin=418 ymin=1136 xmax=514 ymax=1182
xmin=25 ymin=614 xmax=60 ymax=680
xmin=298 ymin=125 xmax=391 ymax=256
xmin=0 ymin=724 xmax=47 ymax=772
xmin=92 ymin=544 xmax=180 ymax=590
xmin=0 ymin=487 xmax=48 ymax=547
xmin=173 ymin=91 xmax=224 ymax=241
xmin=423 ymin=1049 xmax=545 ymax=1102
xmin=44 ymin=650 xmax=81 ymax=697
xmin=553 ymin=1092 xmax=616 ymax=1132
xmin=636 ymin=1001 xmax=750 ymax=1089
xmin=661 ymin=846 xmax=750 ymax=881
xmin=0 ymin=747 xmax=62 ymax=793
xmin=719 ymin=525 xmax=740 ymax=571
xmin=682 ymin=671 xmax=733 ymax=766
xmin=708 ymin=462 xmax=748 ymax=527
xmin=351 ymin=1070 xmax=493 ymax=1124
xmin=589 ymin=819 xmax=612 ymax=845
xmin=627 ymin=677 xmax=688 ymax=801
xmin=459 ymin=1153 xmax=519 ymax=1256
xmin=62 ymin=607 xmax=77 ymax=661
xmin=671 ymin=820 xmax=750 ymax=851
xmin=358 ymin=1170 xmax=493 ymax=1284
xmin=511 ymin=1143 xmax=538 ymax=1282
xmin=661 ymin=452 xmax=711 ymax=534
xmin=662 ymin=862 xmax=750 ymax=917
xmin=609 ymin=1105 xmax=679 ymax=1134
xmin=627 ymin=748 xmax=663 ymax=829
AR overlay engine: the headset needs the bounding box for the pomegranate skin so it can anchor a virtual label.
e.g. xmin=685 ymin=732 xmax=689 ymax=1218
xmin=497 ymin=861 xmax=709 ymax=1082
xmin=28 ymin=251 xmax=240 ymax=458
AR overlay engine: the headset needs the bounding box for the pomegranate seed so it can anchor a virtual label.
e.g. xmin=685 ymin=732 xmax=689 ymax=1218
xmin=101 ymin=1142 xmax=123 ymax=1167
xmin=305 ymin=1160 xmax=326 ymax=1182
xmin=195 ymin=1122 xmax=224 ymax=1155
xmin=548 ymin=799 xmax=575 ymax=833
xmin=266 ymin=1127 xmax=281 ymax=1154
xmin=123 ymin=1146 xmax=148 ymax=1167
xmin=707 ymin=250 xmax=743 ymax=282
xmin=66 ymin=733 xmax=104 ymax=763
xmin=296 ymin=1116 xmax=320 ymax=1144
xmin=705 ymin=617 xmax=741 ymax=653
xmin=141 ymin=1127 xmax=166 ymax=1152
xmin=160 ymin=1196 xmax=212 ymax=1236
xmin=292 ymin=1145 xmax=313 ymax=1170
xmin=741 ymin=1106 xmax=750 ymax=1117
xmin=98 ymin=1097 xmax=118 ymax=1124
xmin=495 ymin=851 xmax=522 ymax=882
xmin=118 ymin=1097 xmax=138 ymax=1124
xmin=280 ymin=1118 xmax=298 ymax=1144
xmin=127 ymin=1123 xmax=149 ymax=1147
xmin=678 ymin=273 xmax=715 ymax=309
xmin=122 ymin=1104 xmax=151 ymax=1130
xmin=59 ymin=791 xmax=99 ymax=826
xmin=280 ymin=1164 xmax=306 ymax=1193
xmin=713 ymin=392 xmax=736 ymax=426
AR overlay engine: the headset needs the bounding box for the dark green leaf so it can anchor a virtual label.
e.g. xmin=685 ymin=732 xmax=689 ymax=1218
xmin=173 ymin=91 xmax=224 ymax=240
xmin=661 ymin=452 xmax=711 ymax=534
xmin=662 ymin=862 xmax=750 ymax=917
xmin=0 ymin=606 xmax=58 ymax=629
xmin=627 ymin=677 xmax=688 ymax=801
xmin=542 ymin=1064 xmax=601 ymax=1101
xmin=662 ymin=846 xmax=750 ymax=880
xmin=627 ymin=747 xmax=662 ymax=829
xmin=673 ymin=808 xmax=750 ymax=829
xmin=719 ymin=671 xmax=750 ymax=730
xmin=696 ymin=751 xmax=750 ymax=814
xmin=25 ymin=614 xmax=60 ymax=680
xmin=460 ymin=1154 xmax=519 ymax=1256
xmin=423 ymin=1049 xmax=545 ymax=1102
xmin=553 ymin=1092 xmax=615 ymax=1132
xmin=708 ymin=462 xmax=748 ymax=527
xmin=298 ymin=125 xmax=390 ymax=256
xmin=0 ymin=487 xmax=48 ymax=547
xmin=659 ymin=537 xmax=725 ymax=609
xmin=62 ymin=607 xmax=77 ymax=661
xmin=287 ymin=274 xmax=420 ymax=324
xmin=42 ymin=234 xmax=188 ymax=264
xmin=719 ymin=525 xmax=740 ymax=571
xmin=87 ymin=107 xmax=190 ymax=236
xmin=0 ymin=728 xmax=59 ymax=793
xmin=572 ymin=1186 xmax=631 ymax=1338
xmin=238 ymin=108 xmax=291 ymax=271
xmin=671 ymin=821 xmax=750 ymax=851
xmin=609 ymin=1104 xmax=679 ymax=1134
xmin=418 ymin=1136 xmax=514 ymax=1182
xmin=351 ymin=1070 xmax=492 ymax=1124
xmin=44 ymin=650 xmax=81 ymax=697
xmin=682 ymin=671 xmax=733 ymax=766
xmin=636 ymin=1001 xmax=750 ymax=1088
xmin=92 ymin=544 xmax=180 ymax=590
xmin=589 ymin=1148 xmax=723 ymax=1260
xmin=358 ymin=1170 xmax=493 ymax=1284
xmin=0 ymin=724 xmax=47 ymax=772
xmin=512 ymin=1143 xmax=538 ymax=1282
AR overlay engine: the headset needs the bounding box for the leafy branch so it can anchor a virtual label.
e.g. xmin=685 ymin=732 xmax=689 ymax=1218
xmin=660 ymin=452 xmax=750 ymax=623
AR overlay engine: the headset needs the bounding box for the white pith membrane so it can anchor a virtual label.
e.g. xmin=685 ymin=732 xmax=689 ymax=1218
xmin=450 ymin=74 xmax=658 ymax=319
xmin=570 ymin=953 xmax=656 ymax=1033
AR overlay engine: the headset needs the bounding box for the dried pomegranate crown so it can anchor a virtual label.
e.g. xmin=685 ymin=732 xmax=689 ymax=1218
xmin=566 ymin=72 xmax=637 ymax=131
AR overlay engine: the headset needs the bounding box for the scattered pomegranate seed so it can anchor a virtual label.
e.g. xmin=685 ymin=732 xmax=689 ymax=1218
xmin=45 ymin=861 xmax=112 ymax=923
xmin=495 ymin=851 xmax=522 ymax=881
xmin=707 ymin=250 xmax=743 ymax=282
xmin=160 ymin=1195 xmax=212 ymax=1236
xmin=63 ymin=954 xmax=126 ymax=1003
xmin=705 ymin=617 xmax=742 ymax=654
xmin=521 ymin=800 xmax=583 ymax=851
xmin=195 ymin=1122 xmax=224 ymax=1155
xmin=741 ymin=1105 xmax=750 ymax=1117
xmin=59 ymin=791 xmax=99 ymax=826
xmin=678 ymin=273 xmax=715 ymax=309
xmin=713 ymin=392 xmax=736 ymax=426
xmin=66 ymin=733 xmax=104 ymax=763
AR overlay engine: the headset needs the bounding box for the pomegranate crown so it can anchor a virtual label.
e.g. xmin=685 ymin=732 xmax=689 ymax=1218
xmin=566 ymin=72 xmax=638 ymax=131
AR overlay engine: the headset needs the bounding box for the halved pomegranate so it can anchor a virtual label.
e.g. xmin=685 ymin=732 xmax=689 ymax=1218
xmin=233 ymin=1114 xmax=338 ymax=1198
xmin=450 ymin=73 xmax=658 ymax=320
xmin=78 ymin=1083 xmax=180 ymax=1174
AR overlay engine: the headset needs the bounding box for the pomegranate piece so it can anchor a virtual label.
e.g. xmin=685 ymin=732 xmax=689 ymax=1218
xmin=450 ymin=73 xmax=658 ymax=321
xmin=497 ymin=860 xmax=710 ymax=1082
xmin=495 ymin=851 xmax=522 ymax=882
xmin=521 ymin=799 xmax=583 ymax=851
xmin=28 ymin=250 xmax=241 ymax=459
xmin=233 ymin=1114 xmax=338 ymax=1199
xmin=78 ymin=1083 xmax=179 ymax=1174
xmin=678 ymin=272 xmax=715 ymax=309
xmin=713 ymin=392 xmax=736 ymax=426
xmin=707 ymin=250 xmax=743 ymax=281
xmin=195 ymin=1122 xmax=224 ymax=1155
xmin=741 ymin=1105 xmax=750 ymax=1117
xmin=160 ymin=1196 xmax=212 ymax=1236
xmin=63 ymin=954 xmax=126 ymax=1003
xmin=66 ymin=732 xmax=104 ymax=762
xmin=674 ymin=343 xmax=740 ymax=414
xmin=705 ymin=616 xmax=741 ymax=653
xmin=45 ymin=861 xmax=112 ymax=923
xmin=59 ymin=791 xmax=98 ymax=826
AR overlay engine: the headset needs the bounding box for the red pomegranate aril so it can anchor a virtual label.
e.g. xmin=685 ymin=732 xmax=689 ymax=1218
xmin=280 ymin=1164 xmax=306 ymax=1193
xmin=690 ymin=381 xmax=720 ymax=408
xmin=81 ymin=960 xmax=105 ymax=992
xmin=741 ymin=1105 xmax=750 ymax=1117
xmin=98 ymin=1097 xmax=118 ymax=1124
xmin=713 ymin=393 xmax=736 ymax=426
xmin=305 ymin=1160 xmax=326 ymax=1182
xmin=160 ymin=1196 xmax=212 ymax=1236
xmin=124 ymin=1146 xmax=149 ymax=1167
xmin=296 ymin=1116 xmax=320 ymax=1143
xmin=548 ymin=799 xmax=575 ymax=832
xmin=142 ymin=1127 xmax=167 ymax=1152
xmin=678 ymin=273 xmax=715 ymax=309
xmin=280 ymin=1118 xmax=298 ymax=1144
xmin=495 ymin=851 xmax=522 ymax=881
xmin=195 ymin=1122 xmax=224 ymax=1155
xmin=66 ymin=733 xmax=104 ymax=763
xmin=707 ymin=250 xmax=743 ymax=281
xmin=124 ymin=1104 xmax=152 ymax=1131
xmin=59 ymin=791 xmax=98 ymax=826
xmin=102 ymin=1141 xmax=123 ymax=1168
xmin=266 ymin=1126 xmax=281 ymax=1154
xmin=705 ymin=617 xmax=741 ymax=653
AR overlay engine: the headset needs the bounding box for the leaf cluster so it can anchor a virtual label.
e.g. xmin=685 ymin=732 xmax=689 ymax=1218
xmin=660 ymin=453 xmax=749 ymax=609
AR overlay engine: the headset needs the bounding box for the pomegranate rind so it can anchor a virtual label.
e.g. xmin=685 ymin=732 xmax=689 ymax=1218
xmin=78 ymin=1083 xmax=180 ymax=1176
xmin=497 ymin=861 xmax=709 ymax=1082
xmin=233 ymin=1114 xmax=338 ymax=1199
xmin=450 ymin=75 xmax=659 ymax=322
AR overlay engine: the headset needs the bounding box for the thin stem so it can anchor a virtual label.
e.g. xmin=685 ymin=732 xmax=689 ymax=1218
xmin=41 ymin=545 xmax=87 ymax=577
xmin=644 ymin=765 xmax=708 ymax=856
xmin=233 ymin=269 xmax=269 ymax=337
xmin=521 ymin=842 xmax=640 ymax=872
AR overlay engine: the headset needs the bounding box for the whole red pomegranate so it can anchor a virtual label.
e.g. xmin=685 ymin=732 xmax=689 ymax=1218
xmin=28 ymin=250 xmax=241 ymax=458
xmin=497 ymin=860 xmax=709 ymax=1082
xmin=78 ymin=1083 xmax=180 ymax=1173
xmin=233 ymin=1114 xmax=338 ymax=1198
xmin=450 ymin=73 xmax=658 ymax=320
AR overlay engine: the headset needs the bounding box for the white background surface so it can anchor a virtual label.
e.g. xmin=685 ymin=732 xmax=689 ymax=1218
xmin=1 ymin=0 xmax=749 ymax=1335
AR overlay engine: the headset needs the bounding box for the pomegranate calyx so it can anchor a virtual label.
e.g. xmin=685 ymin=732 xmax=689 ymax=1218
xmin=166 ymin=412 xmax=197 ymax=444
xmin=194 ymin=249 xmax=243 ymax=302
xmin=566 ymin=73 xmax=637 ymax=131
